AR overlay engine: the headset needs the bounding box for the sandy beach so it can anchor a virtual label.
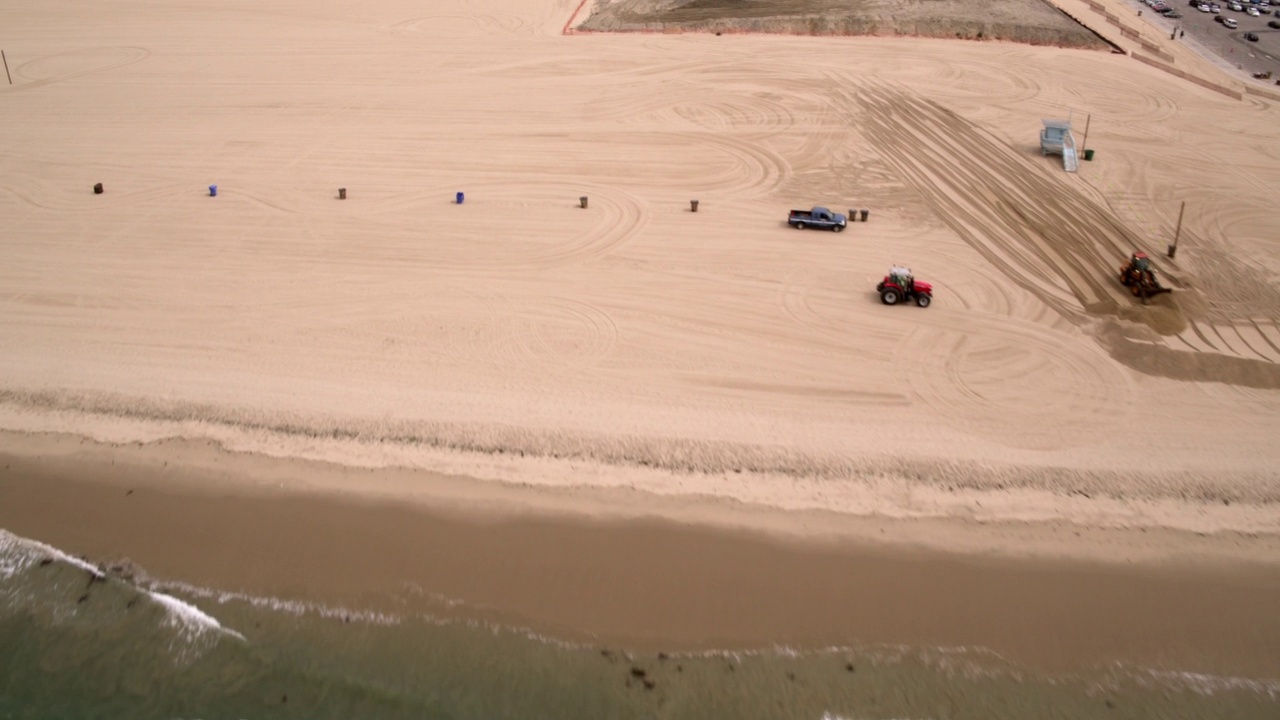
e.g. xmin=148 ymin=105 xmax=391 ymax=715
xmin=2 ymin=0 xmax=1280 ymax=709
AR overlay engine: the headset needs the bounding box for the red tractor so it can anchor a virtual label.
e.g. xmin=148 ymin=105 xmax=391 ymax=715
xmin=877 ymin=266 xmax=933 ymax=307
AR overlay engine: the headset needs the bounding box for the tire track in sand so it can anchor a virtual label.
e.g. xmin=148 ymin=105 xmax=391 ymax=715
xmin=890 ymin=308 xmax=1134 ymax=444
xmin=854 ymin=84 xmax=1280 ymax=388
xmin=4 ymin=47 xmax=151 ymax=93
xmin=486 ymin=295 xmax=619 ymax=371
xmin=855 ymin=84 xmax=1169 ymax=328
xmin=311 ymin=180 xmax=646 ymax=273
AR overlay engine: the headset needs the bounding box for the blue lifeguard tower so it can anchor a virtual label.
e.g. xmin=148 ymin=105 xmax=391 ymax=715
xmin=1040 ymin=118 xmax=1078 ymax=173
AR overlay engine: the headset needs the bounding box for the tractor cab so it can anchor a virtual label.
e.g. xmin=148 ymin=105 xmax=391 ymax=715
xmin=888 ymin=266 xmax=914 ymax=291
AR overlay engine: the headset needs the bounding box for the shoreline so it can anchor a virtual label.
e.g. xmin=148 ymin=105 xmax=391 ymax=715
xmin=3 ymin=430 xmax=1280 ymax=679
xmin=2 ymin=394 xmax=1278 ymax=545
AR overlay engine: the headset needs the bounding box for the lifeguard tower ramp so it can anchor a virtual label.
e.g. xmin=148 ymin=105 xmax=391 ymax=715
xmin=1040 ymin=118 xmax=1078 ymax=173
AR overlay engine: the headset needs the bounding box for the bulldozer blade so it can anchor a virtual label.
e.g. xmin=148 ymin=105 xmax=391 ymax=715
xmin=1140 ymin=286 xmax=1172 ymax=304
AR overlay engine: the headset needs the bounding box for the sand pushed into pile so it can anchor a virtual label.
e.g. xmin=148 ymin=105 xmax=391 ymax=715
xmin=580 ymin=0 xmax=1110 ymax=49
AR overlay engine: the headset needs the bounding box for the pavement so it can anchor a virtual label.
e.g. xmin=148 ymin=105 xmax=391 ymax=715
xmin=1133 ymin=0 xmax=1280 ymax=83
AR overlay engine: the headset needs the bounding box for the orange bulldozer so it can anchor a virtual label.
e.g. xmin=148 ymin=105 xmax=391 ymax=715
xmin=1119 ymin=252 xmax=1172 ymax=303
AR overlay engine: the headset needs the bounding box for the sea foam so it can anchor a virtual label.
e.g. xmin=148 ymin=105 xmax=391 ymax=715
xmin=0 ymin=528 xmax=242 ymax=642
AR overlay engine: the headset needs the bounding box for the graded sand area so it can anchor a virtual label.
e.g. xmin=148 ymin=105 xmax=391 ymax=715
xmin=2 ymin=0 xmax=1280 ymax=555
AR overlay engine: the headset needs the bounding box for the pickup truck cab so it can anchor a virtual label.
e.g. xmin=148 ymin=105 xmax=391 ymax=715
xmin=788 ymin=206 xmax=847 ymax=232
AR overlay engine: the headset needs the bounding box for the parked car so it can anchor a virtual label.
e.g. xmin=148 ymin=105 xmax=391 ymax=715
xmin=1230 ymin=2 xmax=1243 ymax=9
xmin=1245 ymin=31 xmax=1260 ymax=40
xmin=1224 ymin=16 xmax=1239 ymax=25
xmin=1211 ymin=3 xmax=1222 ymax=12
xmin=1163 ymin=9 xmax=1183 ymax=16
xmin=1270 ymin=18 xmax=1280 ymax=26
xmin=1198 ymin=3 xmax=1211 ymax=11
xmin=787 ymin=207 xmax=847 ymax=232
xmin=1248 ymin=6 xmax=1262 ymax=14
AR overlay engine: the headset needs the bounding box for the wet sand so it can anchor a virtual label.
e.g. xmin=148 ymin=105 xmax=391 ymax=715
xmin=3 ymin=433 xmax=1279 ymax=680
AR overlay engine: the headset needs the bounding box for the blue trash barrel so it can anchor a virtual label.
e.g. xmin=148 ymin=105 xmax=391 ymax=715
xmin=209 ymin=185 xmax=218 ymax=197
xmin=456 ymin=191 xmax=464 ymax=204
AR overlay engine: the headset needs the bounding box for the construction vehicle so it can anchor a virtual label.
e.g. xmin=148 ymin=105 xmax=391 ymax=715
xmin=1119 ymin=252 xmax=1172 ymax=303
xmin=876 ymin=266 xmax=933 ymax=307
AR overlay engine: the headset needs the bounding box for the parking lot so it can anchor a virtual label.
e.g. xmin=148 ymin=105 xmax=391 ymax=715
xmin=1133 ymin=0 xmax=1280 ymax=83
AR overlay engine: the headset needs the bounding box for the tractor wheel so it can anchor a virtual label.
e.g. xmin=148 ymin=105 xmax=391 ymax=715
xmin=916 ymin=294 xmax=931 ymax=308
xmin=832 ymin=224 xmax=844 ymax=233
xmin=881 ymin=289 xmax=900 ymax=305
xmin=794 ymin=222 xmax=807 ymax=230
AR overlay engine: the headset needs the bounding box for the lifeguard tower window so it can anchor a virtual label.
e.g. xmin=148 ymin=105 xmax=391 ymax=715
xmin=1040 ymin=119 xmax=1071 ymax=156
xmin=1040 ymin=118 xmax=1079 ymax=173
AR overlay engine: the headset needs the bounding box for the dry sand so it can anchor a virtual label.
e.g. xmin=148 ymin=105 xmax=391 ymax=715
xmin=2 ymin=0 xmax=1280 ymax=646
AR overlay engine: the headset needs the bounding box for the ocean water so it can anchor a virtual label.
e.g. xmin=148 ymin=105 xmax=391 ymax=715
xmin=2 ymin=529 xmax=1276 ymax=720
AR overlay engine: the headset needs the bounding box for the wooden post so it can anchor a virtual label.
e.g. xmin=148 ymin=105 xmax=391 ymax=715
xmin=2 ymin=51 xmax=11 ymax=85
xmin=1080 ymin=114 xmax=1092 ymax=155
xmin=1168 ymin=200 xmax=1185 ymax=258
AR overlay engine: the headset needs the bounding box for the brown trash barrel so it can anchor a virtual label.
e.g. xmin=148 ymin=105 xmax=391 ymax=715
xmin=860 ymin=209 xmax=869 ymax=222
xmin=690 ymin=200 xmax=699 ymax=212
xmin=580 ymin=196 xmax=588 ymax=209
xmin=339 ymin=188 xmax=346 ymax=199
xmin=93 ymin=183 xmax=103 ymax=194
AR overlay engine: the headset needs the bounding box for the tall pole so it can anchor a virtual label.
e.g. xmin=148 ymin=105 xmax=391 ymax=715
xmin=1080 ymin=113 xmax=1092 ymax=155
xmin=2 ymin=51 xmax=11 ymax=85
xmin=1169 ymin=200 xmax=1186 ymax=259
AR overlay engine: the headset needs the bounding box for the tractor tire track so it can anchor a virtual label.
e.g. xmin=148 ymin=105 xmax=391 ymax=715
xmin=854 ymin=84 xmax=1172 ymax=329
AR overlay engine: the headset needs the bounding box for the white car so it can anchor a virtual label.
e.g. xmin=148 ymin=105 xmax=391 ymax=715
xmin=1248 ymin=6 xmax=1261 ymax=14
xmin=1225 ymin=16 xmax=1240 ymax=25
xmin=1230 ymin=2 xmax=1243 ymax=9
xmin=1199 ymin=3 xmax=1211 ymax=10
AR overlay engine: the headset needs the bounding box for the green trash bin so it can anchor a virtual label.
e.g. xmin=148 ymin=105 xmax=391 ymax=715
xmin=1083 ymin=149 xmax=1095 ymax=162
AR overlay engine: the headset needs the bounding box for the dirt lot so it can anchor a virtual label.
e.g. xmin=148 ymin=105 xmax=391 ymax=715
xmin=581 ymin=0 xmax=1112 ymax=48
